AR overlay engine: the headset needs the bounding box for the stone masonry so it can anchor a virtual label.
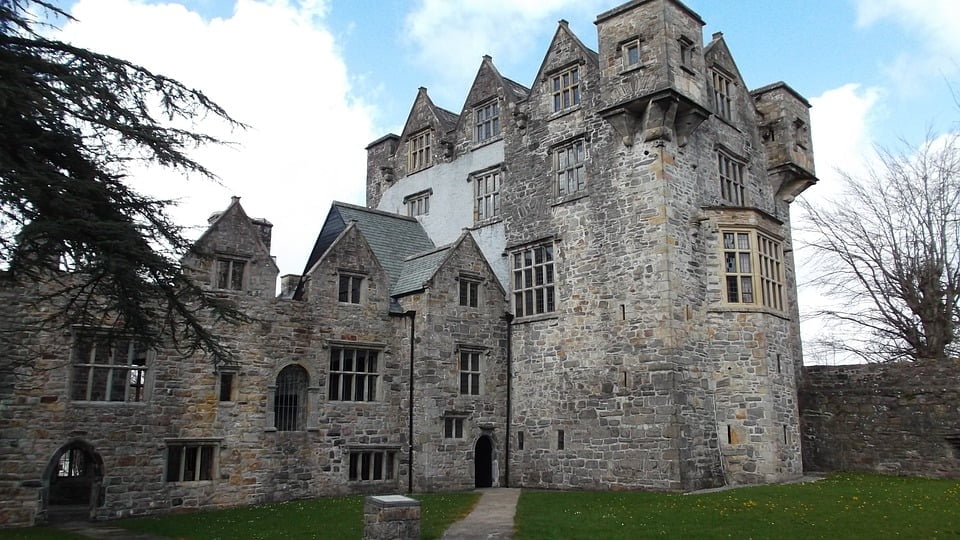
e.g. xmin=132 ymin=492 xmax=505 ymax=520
xmin=0 ymin=0 xmax=818 ymax=529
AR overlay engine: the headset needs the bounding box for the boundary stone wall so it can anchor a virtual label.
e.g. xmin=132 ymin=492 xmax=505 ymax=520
xmin=800 ymin=361 xmax=960 ymax=478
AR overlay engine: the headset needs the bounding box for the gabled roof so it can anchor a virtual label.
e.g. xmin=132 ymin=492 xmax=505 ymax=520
xmin=193 ymin=196 xmax=278 ymax=272
xmin=531 ymin=20 xmax=599 ymax=86
xmin=703 ymin=32 xmax=747 ymax=86
xmin=392 ymin=244 xmax=452 ymax=296
xmin=401 ymin=87 xmax=460 ymax=139
xmin=502 ymin=76 xmax=531 ymax=102
xmin=392 ymin=232 xmax=507 ymax=298
xmin=299 ymin=202 xmax=435 ymax=293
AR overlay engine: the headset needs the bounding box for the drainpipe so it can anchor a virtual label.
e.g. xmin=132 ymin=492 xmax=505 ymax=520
xmin=406 ymin=310 xmax=416 ymax=494
xmin=503 ymin=312 xmax=514 ymax=487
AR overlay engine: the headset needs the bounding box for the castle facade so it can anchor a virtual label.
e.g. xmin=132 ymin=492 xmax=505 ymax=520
xmin=0 ymin=0 xmax=816 ymax=527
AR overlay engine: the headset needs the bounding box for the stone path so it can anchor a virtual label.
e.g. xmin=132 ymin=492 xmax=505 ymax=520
xmin=442 ymin=487 xmax=521 ymax=540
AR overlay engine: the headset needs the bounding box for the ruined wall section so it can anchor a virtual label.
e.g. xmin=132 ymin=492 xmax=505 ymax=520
xmin=801 ymin=361 xmax=960 ymax=478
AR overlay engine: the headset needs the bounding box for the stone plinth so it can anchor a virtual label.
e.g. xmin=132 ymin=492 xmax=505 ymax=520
xmin=364 ymin=495 xmax=421 ymax=540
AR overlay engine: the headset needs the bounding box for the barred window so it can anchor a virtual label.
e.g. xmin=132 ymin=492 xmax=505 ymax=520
xmin=275 ymin=365 xmax=307 ymax=431
xmin=329 ymin=348 xmax=379 ymax=402
xmin=722 ymin=230 xmax=784 ymax=310
xmin=475 ymin=170 xmax=501 ymax=222
xmin=551 ymin=66 xmax=580 ymax=113
xmin=71 ymin=333 xmax=148 ymax=402
xmin=718 ymin=151 xmax=745 ymax=205
xmin=513 ymin=243 xmax=555 ymax=317
xmin=349 ymin=449 xmax=396 ymax=481
xmin=216 ymin=258 xmax=245 ymax=291
xmin=475 ymin=100 xmax=500 ymax=143
xmin=459 ymin=350 xmax=481 ymax=395
xmin=408 ymin=129 xmax=432 ymax=172
xmin=166 ymin=443 xmax=216 ymax=482
xmin=712 ymin=69 xmax=733 ymax=121
xmin=556 ymin=139 xmax=586 ymax=196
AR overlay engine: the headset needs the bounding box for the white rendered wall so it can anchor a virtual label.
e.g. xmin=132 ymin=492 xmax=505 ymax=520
xmin=378 ymin=141 xmax=509 ymax=289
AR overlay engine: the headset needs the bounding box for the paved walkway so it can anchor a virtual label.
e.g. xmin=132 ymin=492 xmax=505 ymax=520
xmin=442 ymin=487 xmax=521 ymax=540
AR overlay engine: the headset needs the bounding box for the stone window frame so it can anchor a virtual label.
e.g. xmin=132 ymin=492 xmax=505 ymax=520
xmin=557 ymin=429 xmax=565 ymax=450
xmin=214 ymin=256 xmax=247 ymax=292
xmin=620 ymin=36 xmax=642 ymax=71
xmin=471 ymin=166 xmax=502 ymax=223
xmin=717 ymin=148 xmax=746 ymax=206
xmin=457 ymin=346 xmax=485 ymax=396
xmin=549 ymin=64 xmax=581 ymax=113
xmin=217 ymin=365 xmax=239 ymax=403
xmin=337 ymin=270 xmax=367 ymax=305
xmin=407 ymin=128 xmax=432 ymax=173
xmin=720 ymin=228 xmax=785 ymax=311
xmin=511 ymin=240 xmax=557 ymax=319
xmin=711 ymin=67 xmax=735 ymax=121
xmin=458 ymin=274 xmax=482 ymax=308
xmin=443 ymin=416 xmax=465 ymax=439
xmin=328 ymin=345 xmax=382 ymax=403
xmin=69 ymin=327 xmax=151 ymax=404
xmin=404 ymin=188 xmax=432 ymax=217
xmin=554 ymin=137 xmax=587 ymax=198
xmin=164 ymin=439 xmax=220 ymax=483
xmin=474 ymin=98 xmax=500 ymax=144
xmin=678 ymin=36 xmax=696 ymax=72
xmin=274 ymin=364 xmax=308 ymax=431
xmin=347 ymin=447 xmax=398 ymax=482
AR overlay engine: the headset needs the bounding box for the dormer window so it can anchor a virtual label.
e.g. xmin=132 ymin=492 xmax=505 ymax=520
xmin=551 ymin=66 xmax=580 ymax=113
xmin=407 ymin=129 xmax=432 ymax=173
xmin=475 ymin=100 xmax=500 ymax=143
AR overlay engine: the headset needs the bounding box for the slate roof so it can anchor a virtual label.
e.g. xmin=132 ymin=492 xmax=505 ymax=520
xmin=502 ymin=76 xmax=531 ymax=101
xmin=392 ymin=245 xmax=452 ymax=296
xmin=316 ymin=202 xmax=435 ymax=290
xmin=434 ymin=106 xmax=460 ymax=133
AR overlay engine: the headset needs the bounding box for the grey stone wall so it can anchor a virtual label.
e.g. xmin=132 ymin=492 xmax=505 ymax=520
xmin=801 ymin=361 xmax=960 ymax=478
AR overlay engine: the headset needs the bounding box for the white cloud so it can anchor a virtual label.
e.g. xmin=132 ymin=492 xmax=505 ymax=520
xmin=402 ymin=0 xmax=607 ymax=106
xmin=56 ymin=0 xmax=376 ymax=276
xmin=853 ymin=0 xmax=960 ymax=95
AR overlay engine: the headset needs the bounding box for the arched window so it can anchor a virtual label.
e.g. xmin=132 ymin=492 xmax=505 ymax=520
xmin=275 ymin=365 xmax=308 ymax=431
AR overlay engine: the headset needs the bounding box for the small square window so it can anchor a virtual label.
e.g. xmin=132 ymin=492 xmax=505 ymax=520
xmin=444 ymin=417 xmax=464 ymax=439
xmin=215 ymin=258 xmax=245 ymax=291
xmin=338 ymin=274 xmax=364 ymax=304
xmin=622 ymin=39 xmax=640 ymax=69
xmin=679 ymin=37 xmax=695 ymax=67
xmin=166 ymin=443 xmax=216 ymax=482
xmin=459 ymin=279 xmax=479 ymax=307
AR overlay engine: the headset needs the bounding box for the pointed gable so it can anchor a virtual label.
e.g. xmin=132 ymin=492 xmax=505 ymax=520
xmin=703 ymin=32 xmax=753 ymax=127
xmin=454 ymin=56 xmax=531 ymax=145
xmin=296 ymin=202 xmax=435 ymax=300
xmin=189 ymin=197 xmax=278 ymax=297
xmin=528 ymin=20 xmax=599 ymax=117
xmin=397 ymin=88 xmax=460 ymax=178
xmin=393 ymin=232 xmax=506 ymax=298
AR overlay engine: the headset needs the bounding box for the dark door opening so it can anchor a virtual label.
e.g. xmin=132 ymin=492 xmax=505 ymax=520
xmin=474 ymin=435 xmax=493 ymax=488
xmin=44 ymin=441 xmax=103 ymax=523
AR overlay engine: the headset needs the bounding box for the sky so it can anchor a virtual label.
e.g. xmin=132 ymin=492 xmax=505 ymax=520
xmin=46 ymin=0 xmax=960 ymax=362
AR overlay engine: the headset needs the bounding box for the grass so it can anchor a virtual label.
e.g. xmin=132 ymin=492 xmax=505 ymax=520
xmin=514 ymin=473 xmax=960 ymax=539
xmin=0 ymin=492 xmax=479 ymax=540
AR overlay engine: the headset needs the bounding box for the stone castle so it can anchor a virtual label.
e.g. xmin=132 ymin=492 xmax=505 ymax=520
xmin=0 ymin=0 xmax=818 ymax=527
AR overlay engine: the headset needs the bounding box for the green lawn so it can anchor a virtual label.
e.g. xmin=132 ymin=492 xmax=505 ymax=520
xmin=3 ymin=475 xmax=958 ymax=539
xmin=0 ymin=492 xmax=479 ymax=540
xmin=514 ymin=474 xmax=960 ymax=539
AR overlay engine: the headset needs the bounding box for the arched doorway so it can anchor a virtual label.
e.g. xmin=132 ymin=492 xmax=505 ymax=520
xmin=474 ymin=435 xmax=493 ymax=488
xmin=44 ymin=440 xmax=103 ymax=523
